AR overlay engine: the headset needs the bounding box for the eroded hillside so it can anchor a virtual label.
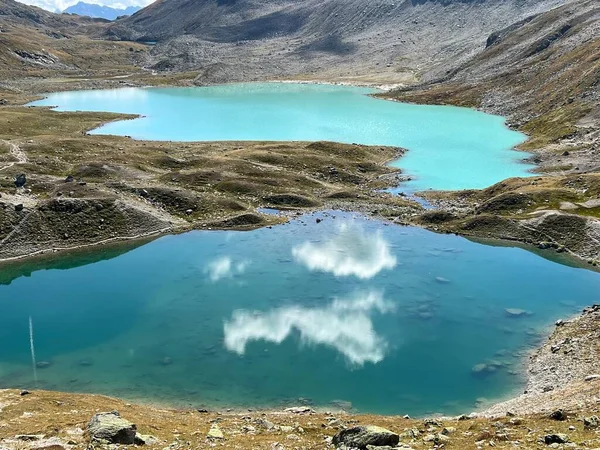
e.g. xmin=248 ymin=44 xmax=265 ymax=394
xmin=106 ymin=0 xmax=569 ymax=84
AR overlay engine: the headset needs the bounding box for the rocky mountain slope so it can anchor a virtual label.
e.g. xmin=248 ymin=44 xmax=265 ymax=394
xmin=106 ymin=0 xmax=569 ymax=84
xmin=382 ymin=0 xmax=600 ymax=264
xmin=64 ymin=2 xmax=142 ymax=20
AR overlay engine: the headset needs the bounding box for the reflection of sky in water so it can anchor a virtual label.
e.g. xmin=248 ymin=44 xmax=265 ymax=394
xmin=223 ymin=224 xmax=398 ymax=364
xmin=292 ymin=223 xmax=397 ymax=279
xmin=224 ymin=290 xmax=393 ymax=365
xmin=1 ymin=211 xmax=599 ymax=415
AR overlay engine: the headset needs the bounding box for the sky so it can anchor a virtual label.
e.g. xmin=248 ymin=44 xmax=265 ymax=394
xmin=16 ymin=0 xmax=152 ymax=13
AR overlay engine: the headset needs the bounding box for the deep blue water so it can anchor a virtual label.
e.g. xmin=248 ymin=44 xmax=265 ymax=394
xmin=1 ymin=212 xmax=598 ymax=415
xmin=29 ymin=83 xmax=534 ymax=192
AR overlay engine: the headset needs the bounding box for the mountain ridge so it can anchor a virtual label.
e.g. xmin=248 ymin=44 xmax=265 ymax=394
xmin=64 ymin=2 xmax=142 ymax=20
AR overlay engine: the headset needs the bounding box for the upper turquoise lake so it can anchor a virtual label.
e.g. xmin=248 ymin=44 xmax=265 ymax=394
xmin=1 ymin=212 xmax=599 ymax=415
xmin=30 ymin=83 xmax=534 ymax=191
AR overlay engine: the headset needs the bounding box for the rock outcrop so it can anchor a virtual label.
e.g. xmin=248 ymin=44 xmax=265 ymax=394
xmin=332 ymin=425 xmax=400 ymax=449
xmin=87 ymin=411 xmax=137 ymax=444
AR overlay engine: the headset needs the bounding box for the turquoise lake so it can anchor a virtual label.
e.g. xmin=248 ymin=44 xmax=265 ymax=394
xmin=29 ymin=83 xmax=534 ymax=192
xmin=1 ymin=212 xmax=599 ymax=415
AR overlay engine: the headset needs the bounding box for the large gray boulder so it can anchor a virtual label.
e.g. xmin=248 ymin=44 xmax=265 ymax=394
xmin=87 ymin=411 xmax=137 ymax=444
xmin=333 ymin=425 xmax=399 ymax=449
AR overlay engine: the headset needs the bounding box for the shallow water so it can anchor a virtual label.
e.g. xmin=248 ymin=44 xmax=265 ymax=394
xmin=1 ymin=212 xmax=598 ymax=415
xmin=30 ymin=83 xmax=533 ymax=192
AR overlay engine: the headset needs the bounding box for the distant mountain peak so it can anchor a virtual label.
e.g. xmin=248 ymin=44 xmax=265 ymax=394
xmin=63 ymin=2 xmax=142 ymax=20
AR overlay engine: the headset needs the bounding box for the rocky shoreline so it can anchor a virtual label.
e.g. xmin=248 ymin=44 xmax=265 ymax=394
xmin=0 ymin=305 xmax=599 ymax=449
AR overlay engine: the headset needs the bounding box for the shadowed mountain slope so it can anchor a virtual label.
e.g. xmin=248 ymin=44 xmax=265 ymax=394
xmin=106 ymin=0 xmax=569 ymax=83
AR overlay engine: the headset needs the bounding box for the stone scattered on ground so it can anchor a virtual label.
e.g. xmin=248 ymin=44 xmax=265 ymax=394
xmin=544 ymin=433 xmax=569 ymax=444
xmin=332 ymin=425 xmax=400 ymax=449
xmin=207 ymin=423 xmax=224 ymax=440
xmin=284 ymin=406 xmax=313 ymax=414
xmin=87 ymin=411 xmax=137 ymax=444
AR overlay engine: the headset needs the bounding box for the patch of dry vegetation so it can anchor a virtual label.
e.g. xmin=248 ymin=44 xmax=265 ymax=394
xmin=1 ymin=388 xmax=600 ymax=450
xmin=0 ymin=106 xmax=418 ymax=260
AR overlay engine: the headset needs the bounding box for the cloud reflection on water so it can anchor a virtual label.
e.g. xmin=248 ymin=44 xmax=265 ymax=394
xmin=206 ymin=257 xmax=249 ymax=282
xmin=223 ymin=291 xmax=393 ymax=365
xmin=292 ymin=223 xmax=396 ymax=279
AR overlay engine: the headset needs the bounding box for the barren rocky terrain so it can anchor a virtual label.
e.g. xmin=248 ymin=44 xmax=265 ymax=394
xmin=108 ymin=0 xmax=569 ymax=85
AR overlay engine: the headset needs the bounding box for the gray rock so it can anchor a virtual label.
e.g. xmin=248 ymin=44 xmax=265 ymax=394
xmin=549 ymin=409 xmax=567 ymax=421
xmin=135 ymin=433 xmax=158 ymax=445
xmin=284 ymin=406 xmax=313 ymax=414
xmin=583 ymin=416 xmax=599 ymax=429
xmin=333 ymin=425 xmax=399 ymax=449
xmin=584 ymin=374 xmax=600 ymax=381
xmin=207 ymin=423 xmax=224 ymax=440
xmin=87 ymin=411 xmax=137 ymax=444
xmin=544 ymin=434 xmax=569 ymax=445
xmin=14 ymin=174 xmax=26 ymax=188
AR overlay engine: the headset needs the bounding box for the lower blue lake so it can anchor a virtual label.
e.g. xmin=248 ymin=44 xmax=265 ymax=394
xmin=30 ymin=83 xmax=534 ymax=192
xmin=1 ymin=212 xmax=599 ymax=415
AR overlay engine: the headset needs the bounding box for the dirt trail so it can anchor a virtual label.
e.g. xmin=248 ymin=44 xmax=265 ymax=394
xmin=0 ymin=139 xmax=27 ymax=171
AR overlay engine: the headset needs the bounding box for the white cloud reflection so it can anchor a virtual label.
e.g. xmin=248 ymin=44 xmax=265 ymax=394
xmin=292 ymin=223 xmax=396 ymax=279
xmin=206 ymin=257 xmax=249 ymax=282
xmin=223 ymin=291 xmax=393 ymax=366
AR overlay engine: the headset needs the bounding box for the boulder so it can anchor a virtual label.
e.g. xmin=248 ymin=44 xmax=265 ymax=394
xmin=583 ymin=416 xmax=599 ymax=429
xmin=332 ymin=425 xmax=399 ymax=449
xmin=134 ymin=433 xmax=158 ymax=445
xmin=14 ymin=174 xmax=26 ymax=188
xmin=549 ymin=409 xmax=567 ymax=421
xmin=544 ymin=434 xmax=569 ymax=445
xmin=284 ymin=406 xmax=313 ymax=414
xmin=87 ymin=411 xmax=137 ymax=444
xmin=207 ymin=424 xmax=224 ymax=440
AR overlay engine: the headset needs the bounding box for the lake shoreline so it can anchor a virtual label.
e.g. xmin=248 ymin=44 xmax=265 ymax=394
xmin=0 ymin=304 xmax=599 ymax=449
xmin=3 ymin=82 xmax=598 ymax=266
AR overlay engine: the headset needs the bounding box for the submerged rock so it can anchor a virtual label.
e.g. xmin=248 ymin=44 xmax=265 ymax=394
xmin=332 ymin=425 xmax=399 ymax=449
xmin=87 ymin=411 xmax=137 ymax=444
xmin=160 ymin=356 xmax=173 ymax=366
xmin=505 ymin=308 xmax=531 ymax=318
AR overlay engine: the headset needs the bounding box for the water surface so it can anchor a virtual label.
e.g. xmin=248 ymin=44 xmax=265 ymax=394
xmin=1 ymin=212 xmax=598 ymax=415
xmin=30 ymin=83 xmax=533 ymax=191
